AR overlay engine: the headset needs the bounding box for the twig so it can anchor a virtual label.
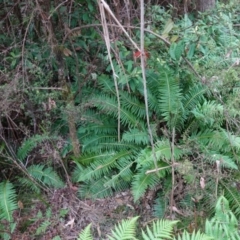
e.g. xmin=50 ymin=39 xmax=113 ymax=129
xmin=98 ymin=0 xmax=121 ymax=142
xmin=140 ymin=0 xmax=158 ymax=172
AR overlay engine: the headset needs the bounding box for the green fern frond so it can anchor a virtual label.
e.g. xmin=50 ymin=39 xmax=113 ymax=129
xmin=104 ymin=158 xmax=134 ymax=188
xmin=78 ymin=178 xmax=114 ymax=198
xmin=153 ymin=194 xmax=167 ymax=218
xmin=155 ymin=140 xmax=184 ymax=163
xmin=205 ymin=196 xmax=240 ymax=240
xmin=120 ymin=91 xmax=147 ymax=119
xmin=208 ymin=153 xmax=237 ymax=169
xmin=27 ymin=164 xmax=64 ymax=188
xmin=132 ymin=161 xmax=168 ymax=202
xmin=81 ymin=133 xmax=118 ymax=152
xmin=0 ymin=181 xmax=18 ymax=222
xmin=220 ymin=181 xmax=240 ymax=218
xmin=158 ymin=71 xmax=183 ymax=130
xmin=108 ymin=216 xmax=139 ymax=240
xmin=183 ymin=84 xmax=207 ymax=113
xmin=17 ymin=177 xmax=41 ymax=193
xmin=17 ymin=135 xmax=52 ymax=162
xmin=175 ymin=230 xmax=213 ymax=240
xmin=36 ymin=220 xmax=51 ymax=235
xmin=122 ymin=128 xmax=150 ymax=145
xmin=191 ymin=101 xmax=223 ymax=128
xmin=78 ymin=224 xmax=93 ymax=240
xmin=142 ymin=219 xmax=178 ymax=240
xmin=91 ymin=94 xmax=145 ymax=128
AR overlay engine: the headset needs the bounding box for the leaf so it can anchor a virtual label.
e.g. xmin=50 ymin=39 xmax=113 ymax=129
xmin=142 ymin=219 xmax=178 ymax=240
xmin=108 ymin=216 xmax=139 ymax=240
xmin=187 ymin=43 xmax=196 ymax=59
xmin=162 ymin=19 xmax=174 ymax=37
xmin=78 ymin=224 xmax=93 ymax=240
xmin=0 ymin=181 xmax=18 ymax=222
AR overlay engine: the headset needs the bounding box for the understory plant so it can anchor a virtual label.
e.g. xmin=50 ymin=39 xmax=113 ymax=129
xmin=78 ymin=196 xmax=239 ymax=240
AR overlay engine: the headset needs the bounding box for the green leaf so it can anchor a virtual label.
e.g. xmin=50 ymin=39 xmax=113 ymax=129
xmin=108 ymin=216 xmax=139 ymax=240
xmin=78 ymin=224 xmax=93 ymax=240
xmin=0 ymin=181 xmax=18 ymax=222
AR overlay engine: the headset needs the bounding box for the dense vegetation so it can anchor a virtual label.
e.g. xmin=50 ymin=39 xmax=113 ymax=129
xmin=0 ymin=0 xmax=240 ymax=239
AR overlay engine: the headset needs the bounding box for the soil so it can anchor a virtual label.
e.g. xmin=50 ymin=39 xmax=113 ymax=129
xmin=5 ymin=186 xmax=159 ymax=240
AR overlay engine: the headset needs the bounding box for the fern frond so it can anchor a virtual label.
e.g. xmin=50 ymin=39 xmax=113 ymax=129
xmin=108 ymin=216 xmax=139 ymax=240
xmin=0 ymin=181 xmax=18 ymax=222
xmin=122 ymin=128 xmax=150 ymax=145
xmin=142 ymin=219 xmax=178 ymax=240
xmin=17 ymin=177 xmax=41 ymax=193
xmin=77 ymin=151 xmax=131 ymax=182
xmin=104 ymin=157 xmax=134 ymax=188
xmin=132 ymin=160 xmax=168 ymax=202
xmin=36 ymin=220 xmax=51 ymax=235
xmin=27 ymin=164 xmax=64 ymax=188
xmin=17 ymin=135 xmax=52 ymax=162
xmin=191 ymin=101 xmax=223 ymax=128
xmin=155 ymin=140 xmax=184 ymax=162
xmin=153 ymin=194 xmax=167 ymax=218
xmin=183 ymin=84 xmax=207 ymax=112
xmin=205 ymin=196 xmax=240 ymax=240
xmin=78 ymin=178 xmax=114 ymax=198
xmin=78 ymin=224 xmax=93 ymax=240
xmin=175 ymin=230 xmax=213 ymax=240
xmin=91 ymin=94 xmax=145 ymax=128
xmin=120 ymin=91 xmax=147 ymax=119
xmin=208 ymin=153 xmax=237 ymax=169
xmin=158 ymin=71 xmax=183 ymax=130
xmin=220 ymin=181 xmax=240 ymax=218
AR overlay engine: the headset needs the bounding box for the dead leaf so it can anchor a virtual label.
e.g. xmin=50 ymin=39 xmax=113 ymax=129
xmin=200 ymin=177 xmax=205 ymax=189
xmin=65 ymin=218 xmax=75 ymax=229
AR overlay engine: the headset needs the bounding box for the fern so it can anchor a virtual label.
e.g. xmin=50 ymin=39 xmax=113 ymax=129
xmin=153 ymin=194 xmax=168 ymax=218
xmin=108 ymin=216 xmax=139 ymax=240
xmin=36 ymin=220 xmax=51 ymax=235
xmin=78 ymin=223 xmax=93 ymax=240
xmin=220 ymin=181 xmax=240 ymax=218
xmin=205 ymin=196 xmax=240 ymax=240
xmin=174 ymin=231 xmax=213 ymax=240
xmin=122 ymin=128 xmax=151 ymax=145
xmin=26 ymin=164 xmax=64 ymax=188
xmin=0 ymin=181 xmax=18 ymax=222
xmin=17 ymin=134 xmax=53 ymax=162
xmin=142 ymin=219 xmax=178 ymax=239
xmin=158 ymin=70 xmax=183 ymax=130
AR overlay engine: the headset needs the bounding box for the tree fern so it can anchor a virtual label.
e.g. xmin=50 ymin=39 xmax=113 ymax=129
xmin=0 ymin=181 xmax=18 ymax=222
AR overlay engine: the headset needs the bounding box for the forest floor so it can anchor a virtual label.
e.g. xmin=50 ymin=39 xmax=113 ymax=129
xmin=6 ymin=186 xmax=158 ymax=240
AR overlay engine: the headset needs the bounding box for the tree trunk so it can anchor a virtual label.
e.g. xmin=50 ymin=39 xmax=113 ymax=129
xmin=197 ymin=0 xmax=215 ymax=12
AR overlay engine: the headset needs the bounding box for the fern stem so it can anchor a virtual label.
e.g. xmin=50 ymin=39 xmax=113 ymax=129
xmin=140 ymin=0 xmax=158 ymax=171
